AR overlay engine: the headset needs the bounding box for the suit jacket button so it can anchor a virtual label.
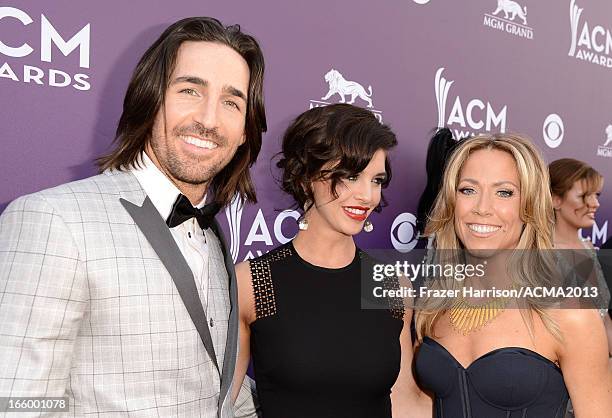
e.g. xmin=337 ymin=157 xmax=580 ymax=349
xmin=209 ymin=318 xmax=214 ymax=327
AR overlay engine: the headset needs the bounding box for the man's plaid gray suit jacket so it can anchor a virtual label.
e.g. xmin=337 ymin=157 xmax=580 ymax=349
xmin=0 ymin=170 xmax=257 ymax=417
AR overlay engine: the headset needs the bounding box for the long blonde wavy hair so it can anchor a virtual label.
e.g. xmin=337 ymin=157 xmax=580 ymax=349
xmin=415 ymin=133 xmax=561 ymax=341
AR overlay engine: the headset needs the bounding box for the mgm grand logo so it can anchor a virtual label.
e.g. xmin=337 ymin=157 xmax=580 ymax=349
xmin=483 ymin=0 xmax=534 ymax=40
xmin=597 ymin=125 xmax=612 ymax=158
xmin=309 ymin=68 xmax=383 ymax=122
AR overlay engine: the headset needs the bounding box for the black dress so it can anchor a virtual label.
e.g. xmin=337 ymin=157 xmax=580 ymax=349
xmin=248 ymin=242 xmax=403 ymax=418
xmin=415 ymin=336 xmax=570 ymax=417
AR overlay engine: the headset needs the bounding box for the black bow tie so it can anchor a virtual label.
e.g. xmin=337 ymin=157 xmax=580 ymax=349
xmin=166 ymin=194 xmax=220 ymax=230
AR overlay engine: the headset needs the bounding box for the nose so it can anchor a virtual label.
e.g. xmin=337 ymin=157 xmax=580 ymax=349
xmin=473 ymin=190 xmax=493 ymax=216
xmin=196 ymin=95 xmax=218 ymax=130
xmin=586 ymin=194 xmax=600 ymax=209
xmin=353 ymin=179 xmax=375 ymax=204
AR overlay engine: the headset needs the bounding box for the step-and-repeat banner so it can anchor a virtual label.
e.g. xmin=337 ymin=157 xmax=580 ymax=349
xmin=1 ymin=0 xmax=610 ymax=260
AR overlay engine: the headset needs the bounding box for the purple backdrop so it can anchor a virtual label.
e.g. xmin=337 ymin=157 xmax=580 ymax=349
xmin=1 ymin=0 xmax=610 ymax=261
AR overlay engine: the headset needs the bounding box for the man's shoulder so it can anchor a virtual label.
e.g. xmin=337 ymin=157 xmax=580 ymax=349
xmin=4 ymin=170 xmax=142 ymax=217
xmin=41 ymin=169 xmax=139 ymax=197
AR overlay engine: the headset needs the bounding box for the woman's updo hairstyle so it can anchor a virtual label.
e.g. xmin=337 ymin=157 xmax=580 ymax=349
xmin=276 ymin=103 xmax=397 ymax=212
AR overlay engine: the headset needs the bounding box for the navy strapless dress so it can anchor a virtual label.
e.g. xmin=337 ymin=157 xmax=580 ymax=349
xmin=415 ymin=336 xmax=569 ymax=418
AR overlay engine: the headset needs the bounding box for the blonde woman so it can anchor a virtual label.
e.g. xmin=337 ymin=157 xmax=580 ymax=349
xmin=414 ymin=134 xmax=611 ymax=417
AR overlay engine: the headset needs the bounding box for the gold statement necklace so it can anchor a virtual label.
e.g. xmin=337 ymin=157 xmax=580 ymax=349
xmin=449 ymin=295 xmax=509 ymax=335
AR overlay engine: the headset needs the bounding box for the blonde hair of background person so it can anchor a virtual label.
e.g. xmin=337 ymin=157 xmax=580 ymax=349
xmin=415 ymin=133 xmax=611 ymax=417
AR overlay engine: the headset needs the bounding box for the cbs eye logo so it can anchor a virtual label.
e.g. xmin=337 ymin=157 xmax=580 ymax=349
xmin=543 ymin=114 xmax=564 ymax=149
xmin=390 ymin=212 xmax=418 ymax=253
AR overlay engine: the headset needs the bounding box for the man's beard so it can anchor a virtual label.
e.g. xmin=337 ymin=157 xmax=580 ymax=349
xmin=154 ymin=122 xmax=230 ymax=186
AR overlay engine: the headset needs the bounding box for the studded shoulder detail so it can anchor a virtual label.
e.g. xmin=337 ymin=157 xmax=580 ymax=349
xmin=360 ymin=250 xmax=405 ymax=321
xmin=382 ymin=274 xmax=406 ymax=320
xmin=249 ymin=245 xmax=294 ymax=320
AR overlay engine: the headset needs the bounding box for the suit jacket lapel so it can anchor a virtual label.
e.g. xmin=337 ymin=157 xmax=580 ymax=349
xmin=120 ymin=196 xmax=220 ymax=373
xmin=211 ymin=220 xmax=239 ymax=409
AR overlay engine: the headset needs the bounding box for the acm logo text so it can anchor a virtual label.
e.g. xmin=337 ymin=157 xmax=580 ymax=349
xmin=0 ymin=6 xmax=90 ymax=90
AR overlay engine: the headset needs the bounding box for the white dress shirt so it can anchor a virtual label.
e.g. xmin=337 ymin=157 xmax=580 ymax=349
xmin=130 ymin=152 xmax=210 ymax=306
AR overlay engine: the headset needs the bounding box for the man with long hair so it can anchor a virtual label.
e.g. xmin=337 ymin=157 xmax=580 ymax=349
xmin=0 ymin=17 xmax=266 ymax=417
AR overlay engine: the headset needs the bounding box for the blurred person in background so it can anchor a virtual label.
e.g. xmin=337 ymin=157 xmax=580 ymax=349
xmin=549 ymin=158 xmax=612 ymax=372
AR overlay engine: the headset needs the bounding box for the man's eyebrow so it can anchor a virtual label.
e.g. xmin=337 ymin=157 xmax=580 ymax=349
xmin=171 ymin=76 xmax=207 ymax=86
xmin=169 ymin=77 xmax=246 ymax=101
xmin=223 ymin=85 xmax=246 ymax=101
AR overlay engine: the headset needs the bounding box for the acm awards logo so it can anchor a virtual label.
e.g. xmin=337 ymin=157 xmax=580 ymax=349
xmin=390 ymin=212 xmax=418 ymax=253
xmin=435 ymin=67 xmax=508 ymax=139
xmin=568 ymin=0 xmax=612 ymax=69
xmin=309 ymin=68 xmax=383 ymax=122
xmin=581 ymin=220 xmax=609 ymax=247
xmin=0 ymin=6 xmax=90 ymax=91
xmin=483 ymin=0 xmax=534 ymax=40
xmin=597 ymin=124 xmax=612 ymax=158
xmin=224 ymin=196 xmax=301 ymax=262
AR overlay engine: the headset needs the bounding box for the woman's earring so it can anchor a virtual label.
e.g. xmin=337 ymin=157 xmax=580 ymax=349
xmin=298 ymin=199 xmax=312 ymax=231
xmin=363 ymin=219 xmax=373 ymax=233
xmin=298 ymin=215 xmax=309 ymax=231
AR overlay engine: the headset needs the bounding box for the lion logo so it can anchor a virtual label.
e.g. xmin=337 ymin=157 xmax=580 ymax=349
xmin=492 ymin=0 xmax=527 ymax=25
xmin=321 ymin=69 xmax=373 ymax=108
xmin=604 ymin=125 xmax=612 ymax=147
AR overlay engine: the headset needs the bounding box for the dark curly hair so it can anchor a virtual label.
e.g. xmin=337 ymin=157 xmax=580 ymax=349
xmin=276 ymin=104 xmax=397 ymax=212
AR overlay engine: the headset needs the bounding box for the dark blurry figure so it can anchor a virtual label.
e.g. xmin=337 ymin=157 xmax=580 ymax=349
xmin=416 ymin=128 xmax=462 ymax=245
